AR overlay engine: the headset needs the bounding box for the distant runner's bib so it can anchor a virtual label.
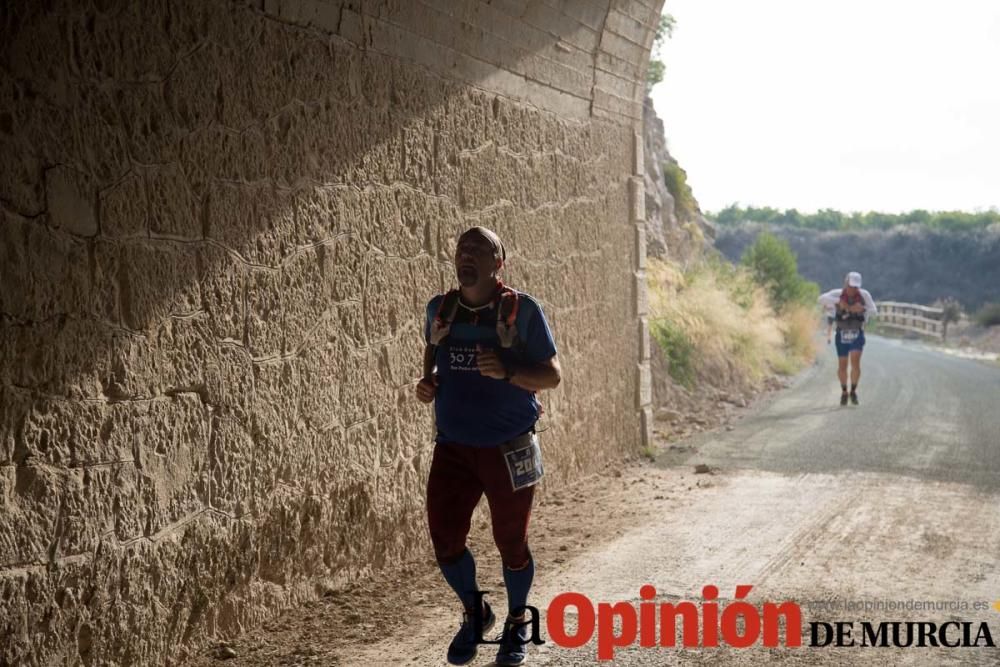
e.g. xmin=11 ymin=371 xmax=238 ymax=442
xmin=840 ymin=329 xmax=860 ymax=344
xmin=501 ymin=432 xmax=544 ymax=491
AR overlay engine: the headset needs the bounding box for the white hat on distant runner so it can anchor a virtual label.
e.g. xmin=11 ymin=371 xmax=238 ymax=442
xmin=846 ymin=271 xmax=863 ymax=287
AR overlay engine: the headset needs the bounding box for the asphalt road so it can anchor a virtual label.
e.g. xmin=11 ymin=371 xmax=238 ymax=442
xmin=665 ymin=334 xmax=1000 ymax=490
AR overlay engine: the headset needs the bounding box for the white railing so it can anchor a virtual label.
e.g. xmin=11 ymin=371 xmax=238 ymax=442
xmin=876 ymin=301 xmax=945 ymax=339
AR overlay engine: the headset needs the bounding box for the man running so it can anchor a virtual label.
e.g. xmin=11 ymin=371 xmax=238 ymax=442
xmin=818 ymin=271 xmax=877 ymax=405
xmin=415 ymin=226 xmax=561 ymax=666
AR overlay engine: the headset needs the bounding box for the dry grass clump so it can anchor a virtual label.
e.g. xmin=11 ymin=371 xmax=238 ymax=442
xmin=648 ymin=256 xmax=817 ymax=390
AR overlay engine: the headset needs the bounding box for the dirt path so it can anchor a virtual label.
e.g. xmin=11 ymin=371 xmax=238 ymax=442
xmin=195 ymin=337 xmax=1000 ymax=665
xmin=191 ymin=462 xmax=706 ymax=666
xmin=196 ymin=460 xmax=1000 ymax=666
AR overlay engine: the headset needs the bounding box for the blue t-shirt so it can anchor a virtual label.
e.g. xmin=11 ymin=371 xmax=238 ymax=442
xmin=424 ymin=290 xmax=557 ymax=447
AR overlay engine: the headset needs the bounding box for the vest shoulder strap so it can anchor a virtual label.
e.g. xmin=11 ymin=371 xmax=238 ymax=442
xmin=427 ymin=287 xmax=524 ymax=349
xmin=495 ymin=287 xmax=521 ymax=349
xmin=428 ymin=289 xmax=461 ymax=346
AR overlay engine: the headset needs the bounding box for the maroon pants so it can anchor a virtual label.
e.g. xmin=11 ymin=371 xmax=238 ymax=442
xmin=427 ymin=441 xmax=535 ymax=568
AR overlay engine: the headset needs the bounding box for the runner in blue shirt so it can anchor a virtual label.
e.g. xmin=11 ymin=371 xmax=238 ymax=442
xmin=415 ymin=227 xmax=561 ymax=666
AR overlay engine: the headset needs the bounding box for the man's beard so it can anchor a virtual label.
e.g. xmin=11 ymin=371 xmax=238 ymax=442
xmin=457 ymin=265 xmax=479 ymax=287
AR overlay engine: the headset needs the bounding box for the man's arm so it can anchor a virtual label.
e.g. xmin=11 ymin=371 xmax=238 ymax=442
xmin=477 ymin=294 xmax=560 ymax=391
xmin=862 ymin=290 xmax=878 ymax=320
xmin=507 ymin=355 xmax=561 ymax=392
xmin=817 ymin=289 xmax=842 ymax=310
xmin=416 ymin=345 xmax=439 ymax=404
xmin=422 ymin=343 xmax=436 ymax=381
xmin=417 ymin=296 xmax=439 ymax=403
xmin=476 ymin=347 xmax=561 ymax=391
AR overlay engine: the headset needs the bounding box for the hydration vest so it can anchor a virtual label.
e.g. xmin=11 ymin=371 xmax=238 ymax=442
xmin=428 ymin=282 xmax=521 ymax=349
xmin=836 ymin=292 xmax=866 ymax=331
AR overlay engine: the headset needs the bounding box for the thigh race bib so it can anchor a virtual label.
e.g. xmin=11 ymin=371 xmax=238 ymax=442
xmin=500 ymin=433 xmax=544 ymax=491
xmin=840 ymin=329 xmax=859 ymax=344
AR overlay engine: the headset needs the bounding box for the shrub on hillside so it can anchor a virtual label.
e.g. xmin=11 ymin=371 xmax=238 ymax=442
xmin=646 ymin=14 xmax=676 ymax=89
xmin=650 ymin=319 xmax=696 ymax=389
xmin=975 ymin=303 xmax=1000 ymax=327
xmin=740 ymin=232 xmax=818 ymax=310
xmin=663 ymin=160 xmax=698 ymax=222
xmin=646 ymin=258 xmax=816 ymax=392
xmin=939 ymin=297 xmax=962 ymax=325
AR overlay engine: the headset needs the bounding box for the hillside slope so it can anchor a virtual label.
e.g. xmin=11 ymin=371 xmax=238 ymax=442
xmin=715 ymin=224 xmax=1000 ymax=308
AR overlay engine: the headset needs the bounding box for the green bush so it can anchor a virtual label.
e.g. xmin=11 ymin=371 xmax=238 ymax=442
xmin=794 ymin=279 xmax=820 ymax=307
xmin=663 ymin=161 xmax=698 ymax=222
xmin=975 ymin=303 xmax=1000 ymax=327
xmin=740 ymin=232 xmax=818 ymax=310
xmin=650 ymin=319 xmax=696 ymax=389
xmin=647 ymin=60 xmax=666 ymax=88
xmin=940 ymin=297 xmax=962 ymax=324
xmin=646 ymin=14 xmax=676 ymax=90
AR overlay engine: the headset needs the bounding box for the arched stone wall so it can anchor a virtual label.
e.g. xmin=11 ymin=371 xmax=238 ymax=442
xmin=0 ymin=0 xmax=663 ymax=662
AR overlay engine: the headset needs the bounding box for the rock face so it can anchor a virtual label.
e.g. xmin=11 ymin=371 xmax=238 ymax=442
xmin=642 ymin=99 xmax=753 ymax=424
xmin=643 ymin=98 xmax=675 ymax=258
xmin=715 ymin=224 xmax=1000 ymax=309
xmin=0 ymin=0 xmax=664 ymax=664
xmin=642 ymin=97 xmax=715 ymax=263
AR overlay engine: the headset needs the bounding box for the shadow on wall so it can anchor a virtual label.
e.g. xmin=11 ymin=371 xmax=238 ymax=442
xmin=0 ymin=0 xmax=652 ymax=663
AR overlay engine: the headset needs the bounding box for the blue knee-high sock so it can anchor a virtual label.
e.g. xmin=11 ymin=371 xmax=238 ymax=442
xmin=503 ymin=556 xmax=534 ymax=617
xmin=439 ymin=549 xmax=480 ymax=611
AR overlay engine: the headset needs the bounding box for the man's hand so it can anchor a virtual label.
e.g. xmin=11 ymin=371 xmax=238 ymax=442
xmin=415 ymin=375 xmax=439 ymax=403
xmin=476 ymin=345 xmax=507 ymax=380
xmin=848 ymin=303 xmax=866 ymax=313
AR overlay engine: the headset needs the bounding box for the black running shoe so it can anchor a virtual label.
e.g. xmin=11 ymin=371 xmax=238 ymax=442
xmin=495 ymin=616 xmax=531 ymax=666
xmin=840 ymin=392 xmax=849 ymax=406
xmin=850 ymin=392 xmax=859 ymax=406
xmin=448 ymin=601 xmax=496 ymax=665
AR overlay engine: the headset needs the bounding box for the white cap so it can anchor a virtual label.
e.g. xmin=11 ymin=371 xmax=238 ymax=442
xmin=847 ymin=271 xmax=862 ymax=287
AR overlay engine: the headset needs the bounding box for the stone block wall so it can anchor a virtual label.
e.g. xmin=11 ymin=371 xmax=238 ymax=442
xmin=0 ymin=0 xmax=662 ymax=663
